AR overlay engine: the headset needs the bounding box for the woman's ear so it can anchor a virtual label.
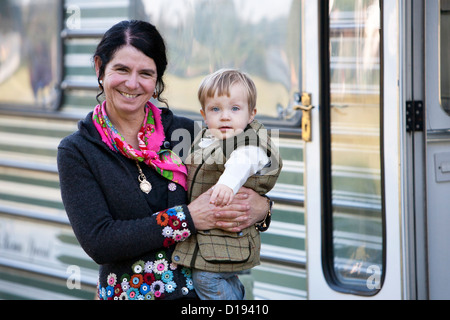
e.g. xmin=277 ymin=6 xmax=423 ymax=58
xmin=94 ymin=56 xmax=102 ymax=79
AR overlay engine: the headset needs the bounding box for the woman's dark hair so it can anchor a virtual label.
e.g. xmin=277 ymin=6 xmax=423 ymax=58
xmin=94 ymin=20 xmax=168 ymax=106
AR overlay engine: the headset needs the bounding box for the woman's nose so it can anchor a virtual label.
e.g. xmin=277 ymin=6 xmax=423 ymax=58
xmin=125 ymin=74 xmax=139 ymax=90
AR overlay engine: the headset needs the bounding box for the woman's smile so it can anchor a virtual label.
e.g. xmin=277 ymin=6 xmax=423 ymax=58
xmin=118 ymin=90 xmax=140 ymax=99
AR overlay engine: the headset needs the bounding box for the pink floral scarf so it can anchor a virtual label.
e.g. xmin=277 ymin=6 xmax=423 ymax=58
xmin=92 ymin=101 xmax=187 ymax=190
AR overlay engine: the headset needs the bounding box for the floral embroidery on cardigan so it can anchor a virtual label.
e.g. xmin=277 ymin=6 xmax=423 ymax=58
xmin=98 ymin=206 xmax=193 ymax=300
xmin=156 ymin=206 xmax=191 ymax=247
xmin=98 ymin=257 xmax=193 ymax=300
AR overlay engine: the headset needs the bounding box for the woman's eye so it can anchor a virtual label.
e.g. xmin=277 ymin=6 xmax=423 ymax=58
xmin=141 ymin=72 xmax=156 ymax=78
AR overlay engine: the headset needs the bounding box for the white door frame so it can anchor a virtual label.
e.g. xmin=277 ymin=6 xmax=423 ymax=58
xmin=304 ymin=0 xmax=405 ymax=299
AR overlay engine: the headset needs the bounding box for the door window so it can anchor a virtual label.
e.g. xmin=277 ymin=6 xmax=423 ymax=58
xmin=323 ymin=0 xmax=385 ymax=294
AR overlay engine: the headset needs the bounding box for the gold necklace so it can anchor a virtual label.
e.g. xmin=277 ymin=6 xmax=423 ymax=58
xmin=136 ymin=161 xmax=152 ymax=194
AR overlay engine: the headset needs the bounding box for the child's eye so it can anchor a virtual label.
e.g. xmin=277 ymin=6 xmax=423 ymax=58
xmin=232 ymin=106 xmax=240 ymax=111
xmin=211 ymin=107 xmax=220 ymax=112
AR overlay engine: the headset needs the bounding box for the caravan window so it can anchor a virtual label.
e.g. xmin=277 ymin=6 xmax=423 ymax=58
xmin=0 ymin=0 xmax=62 ymax=111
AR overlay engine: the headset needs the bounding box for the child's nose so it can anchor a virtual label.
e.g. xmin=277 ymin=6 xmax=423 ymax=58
xmin=220 ymin=110 xmax=231 ymax=120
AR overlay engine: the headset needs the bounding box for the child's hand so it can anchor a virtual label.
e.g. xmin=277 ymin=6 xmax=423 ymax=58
xmin=210 ymin=184 xmax=234 ymax=207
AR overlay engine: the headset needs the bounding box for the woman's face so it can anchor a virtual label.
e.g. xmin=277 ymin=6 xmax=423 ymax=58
xmin=95 ymin=45 xmax=157 ymax=120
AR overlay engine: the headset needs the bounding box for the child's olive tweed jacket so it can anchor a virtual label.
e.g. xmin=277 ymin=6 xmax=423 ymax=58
xmin=172 ymin=120 xmax=283 ymax=272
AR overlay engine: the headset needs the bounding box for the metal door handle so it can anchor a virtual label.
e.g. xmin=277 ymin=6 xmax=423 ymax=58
xmin=294 ymin=93 xmax=314 ymax=142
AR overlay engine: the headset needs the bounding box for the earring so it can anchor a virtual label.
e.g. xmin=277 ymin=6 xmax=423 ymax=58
xmin=152 ymin=91 xmax=158 ymax=99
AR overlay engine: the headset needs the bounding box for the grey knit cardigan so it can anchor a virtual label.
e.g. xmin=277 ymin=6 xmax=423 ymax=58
xmin=57 ymin=108 xmax=200 ymax=300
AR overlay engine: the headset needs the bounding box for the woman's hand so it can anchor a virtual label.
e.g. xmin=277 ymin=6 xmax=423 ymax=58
xmin=187 ymin=188 xmax=219 ymax=231
xmin=215 ymin=187 xmax=269 ymax=232
xmin=188 ymin=186 xmax=269 ymax=233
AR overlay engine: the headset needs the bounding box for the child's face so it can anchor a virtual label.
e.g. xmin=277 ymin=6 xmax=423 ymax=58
xmin=200 ymin=83 xmax=256 ymax=140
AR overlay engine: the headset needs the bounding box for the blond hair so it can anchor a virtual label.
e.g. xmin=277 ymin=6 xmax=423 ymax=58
xmin=198 ymin=69 xmax=257 ymax=112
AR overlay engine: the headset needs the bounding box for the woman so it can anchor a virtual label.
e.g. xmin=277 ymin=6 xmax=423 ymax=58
xmin=57 ymin=20 xmax=270 ymax=300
